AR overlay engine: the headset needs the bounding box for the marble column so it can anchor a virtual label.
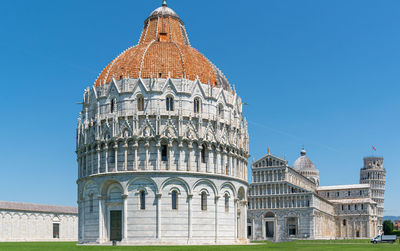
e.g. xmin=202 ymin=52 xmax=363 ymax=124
xmin=207 ymin=145 xmax=212 ymax=173
xmin=114 ymin=143 xmax=118 ymax=172
xmin=156 ymin=142 xmax=161 ymax=171
xmin=156 ymin=193 xmax=162 ymax=239
xmin=133 ymin=143 xmax=138 ymax=171
xmin=187 ymin=142 xmax=193 ymax=171
xmin=91 ymin=149 xmax=95 ymax=175
xmin=197 ymin=144 xmax=202 ymax=172
xmin=121 ymin=194 xmax=128 ymax=242
xmin=105 ymin=145 xmax=109 ymax=173
xmin=145 ymin=141 xmax=150 ymax=170
xmin=96 ymin=196 xmax=104 ymax=243
xmin=214 ymin=195 xmax=220 ymax=242
xmin=124 ymin=143 xmax=128 ymax=171
xmin=186 ymin=193 xmax=193 ymax=239
xmin=97 ymin=145 xmax=101 ymax=174
xmin=178 ymin=142 xmax=183 ymax=171
xmin=168 ymin=141 xmax=172 ymax=171
xmin=234 ymin=198 xmax=238 ymax=240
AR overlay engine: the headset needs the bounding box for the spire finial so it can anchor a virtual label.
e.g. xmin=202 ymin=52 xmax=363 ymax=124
xmin=162 ymin=0 xmax=167 ymax=7
xmin=301 ymin=146 xmax=306 ymax=156
xmin=268 ymin=147 xmax=271 ymax=155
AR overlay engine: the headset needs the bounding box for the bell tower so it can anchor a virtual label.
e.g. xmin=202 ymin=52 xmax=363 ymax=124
xmin=360 ymin=156 xmax=386 ymax=228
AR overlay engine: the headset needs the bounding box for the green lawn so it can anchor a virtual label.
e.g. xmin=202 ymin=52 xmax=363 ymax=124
xmin=0 ymin=240 xmax=400 ymax=251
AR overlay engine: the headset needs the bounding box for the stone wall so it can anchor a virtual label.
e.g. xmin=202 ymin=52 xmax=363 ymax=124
xmin=0 ymin=210 xmax=77 ymax=242
xmin=78 ymin=173 xmax=247 ymax=245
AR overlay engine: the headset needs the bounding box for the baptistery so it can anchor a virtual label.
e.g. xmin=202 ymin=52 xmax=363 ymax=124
xmin=76 ymin=1 xmax=249 ymax=245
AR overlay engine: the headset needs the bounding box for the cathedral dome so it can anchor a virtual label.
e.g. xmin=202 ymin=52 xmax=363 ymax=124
xmin=94 ymin=2 xmax=230 ymax=89
xmin=293 ymin=149 xmax=317 ymax=172
xmin=293 ymin=148 xmax=320 ymax=186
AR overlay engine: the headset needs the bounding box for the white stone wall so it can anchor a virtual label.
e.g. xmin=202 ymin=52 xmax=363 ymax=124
xmin=0 ymin=210 xmax=77 ymax=242
xmin=76 ymin=78 xmax=249 ymax=183
xmin=77 ymin=75 xmax=249 ymax=245
xmin=78 ymin=173 xmax=247 ymax=245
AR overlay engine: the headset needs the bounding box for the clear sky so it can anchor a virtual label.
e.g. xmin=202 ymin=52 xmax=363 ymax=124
xmin=0 ymin=0 xmax=399 ymax=215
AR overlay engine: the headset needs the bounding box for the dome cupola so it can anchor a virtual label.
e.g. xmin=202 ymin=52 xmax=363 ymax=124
xmin=293 ymin=148 xmax=320 ymax=186
xmin=94 ymin=1 xmax=230 ymax=90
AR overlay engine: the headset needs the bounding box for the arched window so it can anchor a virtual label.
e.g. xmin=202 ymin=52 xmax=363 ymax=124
xmin=343 ymin=219 xmax=347 ymax=226
xmin=137 ymin=95 xmax=144 ymax=111
xmin=201 ymin=192 xmax=207 ymax=211
xmin=201 ymin=144 xmax=207 ymax=164
xmin=218 ymin=103 xmax=224 ymax=118
xmin=166 ymin=96 xmax=174 ymax=111
xmin=161 ymin=144 xmax=168 ymax=162
xmin=224 ymin=194 xmax=229 ymax=213
xmin=110 ymin=99 xmax=116 ymax=113
xmin=194 ymin=98 xmax=201 ymax=113
xmin=140 ymin=190 xmax=146 ymax=210
xmin=172 ymin=191 xmax=178 ymax=210
xmin=89 ymin=194 xmax=94 ymax=213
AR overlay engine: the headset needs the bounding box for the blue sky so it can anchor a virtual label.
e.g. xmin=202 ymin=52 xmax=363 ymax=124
xmin=0 ymin=0 xmax=399 ymax=215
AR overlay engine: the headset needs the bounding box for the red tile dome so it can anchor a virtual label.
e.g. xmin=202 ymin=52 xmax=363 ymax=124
xmin=95 ymin=3 xmax=230 ymax=89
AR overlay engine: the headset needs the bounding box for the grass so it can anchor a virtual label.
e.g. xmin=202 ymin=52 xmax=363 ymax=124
xmin=0 ymin=240 xmax=400 ymax=251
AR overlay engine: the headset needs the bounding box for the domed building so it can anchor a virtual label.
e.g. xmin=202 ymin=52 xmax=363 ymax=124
xmin=248 ymin=148 xmax=382 ymax=242
xmin=293 ymin=149 xmax=320 ymax=186
xmin=76 ymin=1 xmax=249 ymax=245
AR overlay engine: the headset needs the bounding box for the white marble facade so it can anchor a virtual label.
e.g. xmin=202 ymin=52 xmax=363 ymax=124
xmin=247 ymin=150 xmax=383 ymax=242
xmin=0 ymin=202 xmax=78 ymax=242
xmin=76 ymin=4 xmax=250 ymax=243
xmin=77 ymin=77 xmax=249 ymax=245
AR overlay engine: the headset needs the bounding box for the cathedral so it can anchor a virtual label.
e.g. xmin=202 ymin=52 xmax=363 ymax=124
xmin=76 ymin=1 xmax=249 ymax=245
xmin=247 ymin=148 xmax=386 ymax=241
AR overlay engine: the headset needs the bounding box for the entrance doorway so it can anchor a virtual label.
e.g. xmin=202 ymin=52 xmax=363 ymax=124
xmin=266 ymin=221 xmax=274 ymax=238
xmin=264 ymin=212 xmax=275 ymax=239
xmin=247 ymin=225 xmax=252 ymax=238
xmin=110 ymin=210 xmax=122 ymax=241
xmin=287 ymin=217 xmax=298 ymax=237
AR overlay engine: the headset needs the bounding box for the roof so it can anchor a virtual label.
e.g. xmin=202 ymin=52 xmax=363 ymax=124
xmin=0 ymin=201 xmax=78 ymax=215
xmin=292 ymin=148 xmax=318 ymax=173
xmin=318 ymin=184 xmax=370 ymax=191
xmin=148 ymin=6 xmax=179 ymax=20
xmin=328 ymin=198 xmax=377 ymax=204
xmin=253 ymin=150 xmax=288 ymax=167
xmin=94 ymin=2 xmax=230 ymax=90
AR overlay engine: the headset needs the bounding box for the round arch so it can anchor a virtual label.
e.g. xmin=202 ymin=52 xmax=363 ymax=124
xmin=192 ymin=179 xmax=218 ymax=196
xmin=100 ymin=179 xmax=123 ymax=196
xmin=160 ymin=177 xmax=191 ymax=195
xmin=219 ymin=182 xmax=237 ymax=198
xmin=82 ymin=180 xmax=100 ymax=200
xmin=125 ymin=176 xmax=159 ymax=195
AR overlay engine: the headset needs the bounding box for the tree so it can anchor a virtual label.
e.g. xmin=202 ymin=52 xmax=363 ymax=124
xmin=383 ymin=220 xmax=394 ymax=235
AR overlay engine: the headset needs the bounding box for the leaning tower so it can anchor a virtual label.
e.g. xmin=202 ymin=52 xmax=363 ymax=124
xmin=360 ymin=157 xmax=386 ymax=227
